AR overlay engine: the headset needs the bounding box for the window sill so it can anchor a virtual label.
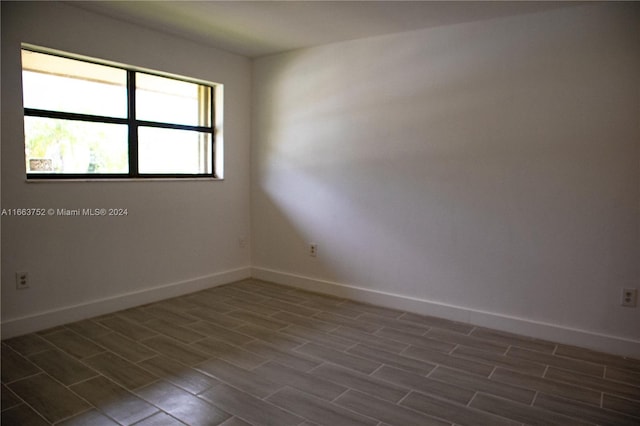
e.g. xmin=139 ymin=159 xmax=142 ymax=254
xmin=25 ymin=177 xmax=224 ymax=183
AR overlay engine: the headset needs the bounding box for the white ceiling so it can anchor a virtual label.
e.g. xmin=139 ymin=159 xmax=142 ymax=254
xmin=69 ymin=1 xmax=576 ymax=58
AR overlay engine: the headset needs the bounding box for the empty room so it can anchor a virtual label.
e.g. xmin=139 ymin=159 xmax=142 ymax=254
xmin=1 ymin=1 xmax=639 ymax=425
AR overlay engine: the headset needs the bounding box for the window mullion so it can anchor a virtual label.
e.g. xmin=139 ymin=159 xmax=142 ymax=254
xmin=211 ymin=86 xmax=216 ymax=178
xmin=127 ymin=70 xmax=139 ymax=177
xmin=24 ymin=108 xmax=128 ymax=125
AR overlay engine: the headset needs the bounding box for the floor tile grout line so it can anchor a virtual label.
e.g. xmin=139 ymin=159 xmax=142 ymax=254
xmin=599 ymin=373 xmax=640 ymax=388
xmin=530 ymin=390 xmax=539 ymax=407
xmin=65 ymin=372 xmax=105 ymax=389
xmin=398 ymin=390 xmax=458 ymax=425
xmin=329 ymin=385 xmax=351 ymax=403
xmin=367 ymin=363 xmax=388 ymax=378
xmin=253 ymin=384 xmax=328 ymax=424
xmin=62 ymin=373 xmax=132 ymax=425
xmin=492 ymin=367 xmax=628 ymax=409
xmin=2 ymin=370 xmax=45 ymax=386
xmin=4 ymin=344 xmax=52 ymax=359
xmin=80 ymin=332 xmax=163 ymax=364
xmin=128 ymin=410 xmax=179 ymax=426
xmin=130 ymin=379 xmax=202 ymax=426
xmin=305 ymin=361 xmax=330 ymax=376
xmin=467 ymin=391 xmax=543 ymax=426
xmin=60 ymin=369 xmax=103 ymax=388
xmin=257 ymin=382 xmax=288 ymax=401
xmin=424 ymin=362 xmax=439 ymax=378
xmin=447 ymin=343 xmax=460 ymax=355
xmin=549 ymin=353 xmax=610 ymax=372
xmin=37 ymin=330 xmax=109 ymax=361
xmin=545 ymin=365 xmax=640 ymax=395
xmin=501 ymin=344 xmax=511 ymax=357
xmin=51 ymin=405 xmax=96 ymax=425
xmin=3 ymin=374 xmax=61 ymax=425
xmin=487 ymin=365 xmax=497 ymax=379
xmin=536 ymin=363 xmax=635 ymax=384
xmin=360 ymin=364 xmax=418 ymax=399
xmin=466 ymin=390 xmax=479 ymax=407
xmin=163 ymin=330 xmax=211 ymax=346
xmin=326 ymin=390 xmax=387 ymax=426
xmin=598 ymin=395 xmax=640 ymax=420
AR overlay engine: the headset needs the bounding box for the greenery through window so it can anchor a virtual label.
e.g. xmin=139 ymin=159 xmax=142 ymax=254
xmin=22 ymin=47 xmax=218 ymax=179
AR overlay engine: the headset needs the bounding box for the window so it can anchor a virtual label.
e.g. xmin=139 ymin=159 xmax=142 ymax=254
xmin=21 ymin=46 xmax=220 ymax=179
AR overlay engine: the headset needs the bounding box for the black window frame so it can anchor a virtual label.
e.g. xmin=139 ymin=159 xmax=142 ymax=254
xmin=22 ymin=47 xmax=218 ymax=180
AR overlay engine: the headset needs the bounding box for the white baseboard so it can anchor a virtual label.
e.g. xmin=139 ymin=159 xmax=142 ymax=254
xmin=252 ymin=267 xmax=640 ymax=358
xmin=1 ymin=267 xmax=251 ymax=339
xmin=4 ymin=265 xmax=638 ymax=358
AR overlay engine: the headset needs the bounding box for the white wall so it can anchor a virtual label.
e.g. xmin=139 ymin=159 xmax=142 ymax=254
xmin=252 ymin=4 xmax=640 ymax=355
xmin=1 ymin=1 xmax=252 ymax=336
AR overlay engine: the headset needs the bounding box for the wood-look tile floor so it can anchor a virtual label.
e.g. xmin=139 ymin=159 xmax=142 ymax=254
xmin=2 ymin=279 xmax=639 ymax=426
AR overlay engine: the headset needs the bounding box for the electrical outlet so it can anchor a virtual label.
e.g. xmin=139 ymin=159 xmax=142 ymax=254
xmin=621 ymin=288 xmax=637 ymax=307
xmin=309 ymin=243 xmax=318 ymax=257
xmin=16 ymin=272 xmax=29 ymax=290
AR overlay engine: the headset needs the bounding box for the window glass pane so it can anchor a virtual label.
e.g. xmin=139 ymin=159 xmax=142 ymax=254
xmin=24 ymin=117 xmax=128 ymax=174
xmin=21 ymin=50 xmax=127 ymax=118
xmin=138 ymin=127 xmax=212 ymax=174
xmin=136 ymin=73 xmax=211 ymax=127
